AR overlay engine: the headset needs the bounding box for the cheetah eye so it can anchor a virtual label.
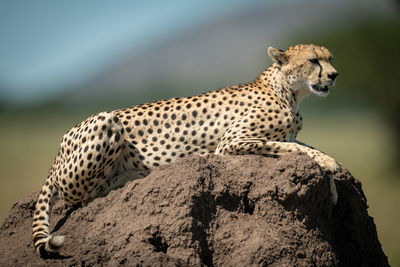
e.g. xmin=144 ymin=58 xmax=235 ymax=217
xmin=309 ymin=58 xmax=319 ymax=64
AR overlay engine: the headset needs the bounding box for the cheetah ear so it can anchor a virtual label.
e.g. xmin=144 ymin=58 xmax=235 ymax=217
xmin=268 ymin=47 xmax=288 ymax=66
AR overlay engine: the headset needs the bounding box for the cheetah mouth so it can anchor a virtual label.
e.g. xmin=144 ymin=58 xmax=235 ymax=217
xmin=310 ymin=84 xmax=329 ymax=95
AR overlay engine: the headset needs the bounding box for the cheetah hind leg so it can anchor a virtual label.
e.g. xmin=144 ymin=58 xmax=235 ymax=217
xmin=32 ymin=112 xmax=125 ymax=255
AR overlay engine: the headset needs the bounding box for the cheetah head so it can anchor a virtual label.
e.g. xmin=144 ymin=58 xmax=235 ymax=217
xmin=268 ymin=44 xmax=338 ymax=97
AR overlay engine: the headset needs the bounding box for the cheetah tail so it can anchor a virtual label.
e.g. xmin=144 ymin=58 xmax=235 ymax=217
xmin=32 ymin=178 xmax=65 ymax=256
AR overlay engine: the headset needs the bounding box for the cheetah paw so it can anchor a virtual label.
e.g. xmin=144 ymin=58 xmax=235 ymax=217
xmin=329 ymin=174 xmax=338 ymax=205
xmin=316 ymin=156 xmax=341 ymax=174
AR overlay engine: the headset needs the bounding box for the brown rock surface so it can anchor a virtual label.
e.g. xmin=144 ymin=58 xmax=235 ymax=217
xmin=0 ymin=154 xmax=389 ymax=266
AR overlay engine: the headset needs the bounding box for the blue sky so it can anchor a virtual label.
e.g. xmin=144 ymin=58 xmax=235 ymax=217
xmin=0 ymin=0 xmax=278 ymax=104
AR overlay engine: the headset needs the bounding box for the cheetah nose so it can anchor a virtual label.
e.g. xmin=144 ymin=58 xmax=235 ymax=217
xmin=328 ymin=72 xmax=338 ymax=81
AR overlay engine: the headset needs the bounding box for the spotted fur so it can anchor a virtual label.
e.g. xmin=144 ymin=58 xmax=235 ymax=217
xmin=33 ymin=44 xmax=340 ymax=256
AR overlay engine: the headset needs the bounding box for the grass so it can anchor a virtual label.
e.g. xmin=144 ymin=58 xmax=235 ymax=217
xmin=0 ymin=107 xmax=398 ymax=265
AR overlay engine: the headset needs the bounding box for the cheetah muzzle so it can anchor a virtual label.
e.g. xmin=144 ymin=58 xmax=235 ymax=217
xmin=32 ymin=43 xmax=341 ymax=257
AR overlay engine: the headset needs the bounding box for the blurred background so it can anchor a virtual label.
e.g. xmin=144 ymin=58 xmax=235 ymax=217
xmin=0 ymin=0 xmax=399 ymax=264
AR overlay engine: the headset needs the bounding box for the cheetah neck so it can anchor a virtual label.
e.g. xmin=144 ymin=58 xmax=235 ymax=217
xmin=257 ymin=65 xmax=309 ymax=113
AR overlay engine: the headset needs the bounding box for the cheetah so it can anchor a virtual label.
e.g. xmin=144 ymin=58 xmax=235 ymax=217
xmin=32 ymin=44 xmax=340 ymax=256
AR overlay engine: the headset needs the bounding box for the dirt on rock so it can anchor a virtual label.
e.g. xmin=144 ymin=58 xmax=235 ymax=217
xmin=0 ymin=154 xmax=389 ymax=266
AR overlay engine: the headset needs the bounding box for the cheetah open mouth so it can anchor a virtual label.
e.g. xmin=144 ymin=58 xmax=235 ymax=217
xmin=310 ymin=84 xmax=329 ymax=95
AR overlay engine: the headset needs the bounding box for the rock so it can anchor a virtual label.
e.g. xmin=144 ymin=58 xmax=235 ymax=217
xmin=0 ymin=154 xmax=389 ymax=266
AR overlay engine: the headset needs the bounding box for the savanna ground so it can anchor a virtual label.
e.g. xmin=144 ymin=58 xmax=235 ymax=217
xmin=0 ymin=105 xmax=399 ymax=266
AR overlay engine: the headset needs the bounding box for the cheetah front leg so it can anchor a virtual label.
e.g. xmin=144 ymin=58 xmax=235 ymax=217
xmin=215 ymin=138 xmax=339 ymax=204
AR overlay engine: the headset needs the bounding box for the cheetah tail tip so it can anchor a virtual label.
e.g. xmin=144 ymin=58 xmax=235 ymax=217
xmin=42 ymin=235 xmax=65 ymax=254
